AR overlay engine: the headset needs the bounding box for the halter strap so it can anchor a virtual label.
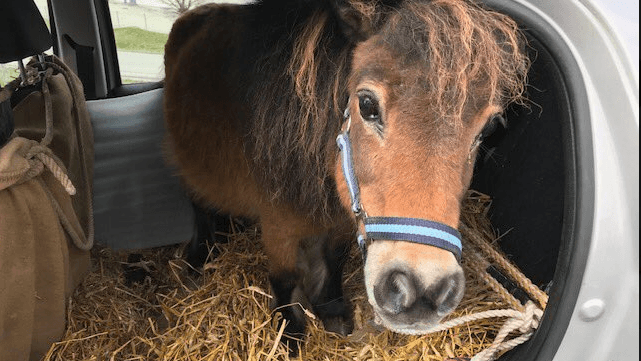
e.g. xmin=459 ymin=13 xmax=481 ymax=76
xmin=336 ymin=112 xmax=462 ymax=262
xmin=336 ymin=122 xmax=362 ymax=216
xmin=364 ymin=217 xmax=462 ymax=261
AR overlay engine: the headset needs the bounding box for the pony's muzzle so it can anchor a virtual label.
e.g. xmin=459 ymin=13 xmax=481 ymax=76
xmin=373 ymin=267 xmax=465 ymax=319
xmin=363 ymin=238 xmax=466 ymax=334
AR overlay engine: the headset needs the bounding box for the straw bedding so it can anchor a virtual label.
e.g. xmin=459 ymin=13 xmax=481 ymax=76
xmin=43 ymin=192 xmax=532 ymax=360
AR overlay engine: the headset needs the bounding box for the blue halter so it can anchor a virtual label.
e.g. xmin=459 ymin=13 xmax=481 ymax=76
xmin=336 ymin=111 xmax=462 ymax=262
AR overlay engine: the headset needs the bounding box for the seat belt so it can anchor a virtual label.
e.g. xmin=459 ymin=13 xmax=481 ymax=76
xmin=63 ymin=34 xmax=96 ymax=99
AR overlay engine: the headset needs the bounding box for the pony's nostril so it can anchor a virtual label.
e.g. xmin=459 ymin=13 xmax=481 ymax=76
xmin=373 ymin=268 xmax=465 ymax=321
xmin=374 ymin=271 xmax=417 ymax=315
xmin=391 ymin=272 xmax=416 ymax=309
xmin=435 ymin=270 xmax=465 ymax=317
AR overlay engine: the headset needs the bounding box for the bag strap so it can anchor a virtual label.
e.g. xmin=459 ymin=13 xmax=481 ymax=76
xmin=1 ymin=57 xmax=94 ymax=250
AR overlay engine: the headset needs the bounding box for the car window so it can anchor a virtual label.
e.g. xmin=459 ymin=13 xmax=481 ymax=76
xmin=0 ymin=0 xmax=52 ymax=86
xmin=108 ymin=0 xmax=251 ymax=84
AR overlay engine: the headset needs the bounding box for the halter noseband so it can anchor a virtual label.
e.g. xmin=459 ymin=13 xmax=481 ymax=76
xmin=336 ymin=109 xmax=463 ymax=262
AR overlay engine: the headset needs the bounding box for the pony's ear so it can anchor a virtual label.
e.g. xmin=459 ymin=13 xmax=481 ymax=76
xmin=331 ymin=0 xmax=402 ymax=42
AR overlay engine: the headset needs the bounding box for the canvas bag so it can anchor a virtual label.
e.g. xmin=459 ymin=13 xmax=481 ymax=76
xmin=0 ymin=56 xmax=94 ymax=361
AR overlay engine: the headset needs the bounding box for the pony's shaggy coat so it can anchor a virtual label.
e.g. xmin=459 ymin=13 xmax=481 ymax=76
xmin=164 ymin=0 xmax=528 ymax=342
xmin=165 ymin=0 xmax=527 ymax=222
xmin=248 ymin=0 xmax=528 ymax=221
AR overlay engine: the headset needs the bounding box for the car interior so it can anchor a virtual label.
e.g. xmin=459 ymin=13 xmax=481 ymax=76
xmin=0 ymin=0 xmax=594 ymax=359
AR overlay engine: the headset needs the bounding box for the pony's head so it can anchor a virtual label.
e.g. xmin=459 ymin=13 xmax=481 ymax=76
xmin=332 ymin=0 xmax=528 ymax=334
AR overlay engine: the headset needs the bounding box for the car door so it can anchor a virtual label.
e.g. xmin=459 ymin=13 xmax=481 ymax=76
xmin=48 ymin=0 xmax=192 ymax=249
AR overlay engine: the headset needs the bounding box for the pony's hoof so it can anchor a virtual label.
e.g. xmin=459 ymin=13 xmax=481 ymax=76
xmin=185 ymin=241 xmax=210 ymax=270
xmin=322 ymin=314 xmax=354 ymax=336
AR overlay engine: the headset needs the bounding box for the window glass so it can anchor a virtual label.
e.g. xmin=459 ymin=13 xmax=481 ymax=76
xmin=108 ymin=0 xmax=250 ymax=84
xmin=0 ymin=0 xmax=52 ymax=86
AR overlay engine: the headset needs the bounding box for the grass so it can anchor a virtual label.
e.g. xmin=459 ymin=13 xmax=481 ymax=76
xmin=0 ymin=64 xmax=20 ymax=86
xmin=113 ymin=26 xmax=168 ymax=54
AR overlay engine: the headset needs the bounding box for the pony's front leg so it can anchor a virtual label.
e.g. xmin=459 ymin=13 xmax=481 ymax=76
xmin=185 ymin=201 xmax=231 ymax=269
xmin=297 ymin=221 xmax=354 ymax=336
xmin=260 ymin=206 xmax=321 ymax=354
xmin=261 ymin=207 xmax=355 ymax=354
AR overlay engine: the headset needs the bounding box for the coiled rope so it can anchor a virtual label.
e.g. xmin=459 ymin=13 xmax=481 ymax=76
xmin=423 ymin=200 xmax=548 ymax=361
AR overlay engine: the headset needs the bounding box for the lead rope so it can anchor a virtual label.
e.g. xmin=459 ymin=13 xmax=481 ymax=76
xmin=424 ymin=223 xmax=547 ymax=361
xmin=423 ymin=302 xmax=542 ymax=361
xmin=461 ymin=222 xmax=548 ymax=309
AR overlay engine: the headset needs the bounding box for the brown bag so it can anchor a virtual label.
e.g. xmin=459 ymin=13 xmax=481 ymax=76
xmin=0 ymin=56 xmax=94 ymax=361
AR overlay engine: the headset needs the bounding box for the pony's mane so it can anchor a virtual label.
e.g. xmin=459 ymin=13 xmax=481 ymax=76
xmin=246 ymin=0 xmax=528 ymax=220
xmin=247 ymin=3 xmax=351 ymax=221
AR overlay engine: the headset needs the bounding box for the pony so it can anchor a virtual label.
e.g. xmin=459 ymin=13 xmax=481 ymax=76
xmin=163 ymin=0 xmax=528 ymax=349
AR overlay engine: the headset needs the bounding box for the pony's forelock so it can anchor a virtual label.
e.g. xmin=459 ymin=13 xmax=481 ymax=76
xmin=385 ymin=0 xmax=529 ymax=124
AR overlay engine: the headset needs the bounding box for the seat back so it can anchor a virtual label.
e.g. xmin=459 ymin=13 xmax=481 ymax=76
xmin=0 ymin=0 xmax=52 ymax=147
xmin=0 ymin=0 xmax=51 ymax=64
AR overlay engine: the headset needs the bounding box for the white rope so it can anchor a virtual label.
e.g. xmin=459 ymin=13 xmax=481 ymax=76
xmin=425 ymin=307 xmax=530 ymax=334
xmin=471 ymin=301 xmax=543 ymax=361
xmin=420 ymin=227 xmax=547 ymax=361
xmin=423 ymin=301 xmax=543 ymax=361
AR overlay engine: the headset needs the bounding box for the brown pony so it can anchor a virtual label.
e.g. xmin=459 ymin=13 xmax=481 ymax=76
xmin=163 ymin=0 xmax=528 ymax=348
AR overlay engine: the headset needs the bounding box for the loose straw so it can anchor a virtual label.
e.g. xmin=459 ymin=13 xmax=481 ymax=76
xmin=43 ymin=191 xmax=547 ymax=360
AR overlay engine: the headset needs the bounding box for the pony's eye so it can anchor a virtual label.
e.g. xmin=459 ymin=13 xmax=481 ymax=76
xmin=358 ymin=92 xmax=381 ymax=124
xmin=479 ymin=114 xmax=506 ymax=139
